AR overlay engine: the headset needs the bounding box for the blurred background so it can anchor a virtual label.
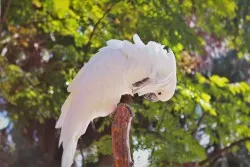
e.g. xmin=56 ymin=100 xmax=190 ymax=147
xmin=0 ymin=0 xmax=250 ymax=166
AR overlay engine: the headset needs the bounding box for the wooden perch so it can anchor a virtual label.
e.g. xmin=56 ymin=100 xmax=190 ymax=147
xmin=112 ymin=95 xmax=133 ymax=167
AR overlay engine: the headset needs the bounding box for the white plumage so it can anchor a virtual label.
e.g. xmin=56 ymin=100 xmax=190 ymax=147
xmin=55 ymin=34 xmax=177 ymax=167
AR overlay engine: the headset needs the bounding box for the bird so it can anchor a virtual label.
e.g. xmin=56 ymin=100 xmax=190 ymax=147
xmin=55 ymin=34 xmax=177 ymax=167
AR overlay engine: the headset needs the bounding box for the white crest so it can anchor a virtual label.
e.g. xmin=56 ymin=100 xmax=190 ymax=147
xmin=133 ymin=34 xmax=145 ymax=46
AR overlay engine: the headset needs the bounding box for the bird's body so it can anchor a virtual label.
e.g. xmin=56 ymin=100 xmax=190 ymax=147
xmin=56 ymin=34 xmax=176 ymax=167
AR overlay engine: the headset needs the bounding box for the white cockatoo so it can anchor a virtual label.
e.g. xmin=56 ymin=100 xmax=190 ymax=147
xmin=55 ymin=34 xmax=177 ymax=167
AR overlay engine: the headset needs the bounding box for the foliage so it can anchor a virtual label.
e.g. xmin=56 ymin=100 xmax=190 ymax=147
xmin=0 ymin=0 xmax=250 ymax=166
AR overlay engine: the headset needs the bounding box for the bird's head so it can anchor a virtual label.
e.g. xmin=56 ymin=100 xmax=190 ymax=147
xmin=143 ymin=76 xmax=176 ymax=102
xmin=132 ymin=34 xmax=177 ymax=102
xmin=143 ymin=43 xmax=177 ymax=102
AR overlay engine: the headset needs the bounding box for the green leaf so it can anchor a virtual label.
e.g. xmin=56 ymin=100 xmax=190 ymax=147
xmin=246 ymin=141 xmax=250 ymax=151
xmin=32 ymin=0 xmax=42 ymax=8
xmin=95 ymin=135 xmax=112 ymax=155
xmin=210 ymin=75 xmax=229 ymax=87
xmin=53 ymin=0 xmax=70 ymax=18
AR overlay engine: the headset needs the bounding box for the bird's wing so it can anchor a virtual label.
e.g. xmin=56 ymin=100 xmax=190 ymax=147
xmin=56 ymin=46 xmax=131 ymax=167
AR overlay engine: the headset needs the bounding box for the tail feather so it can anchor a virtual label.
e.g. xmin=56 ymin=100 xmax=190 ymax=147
xmin=61 ymin=138 xmax=78 ymax=167
xmin=57 ymin=92 xmax=94 ymax=167
xmin=55 ymin=93 xmax=72 ymax=129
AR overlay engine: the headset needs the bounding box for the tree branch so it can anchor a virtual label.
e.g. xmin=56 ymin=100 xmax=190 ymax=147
xmin=78 ymin=138 xmax=85 ymax=166
xmin=199 ymin=137 xmax=250 ymax=166
xmin=149 ymin=107 xmax=168 ymax=163
xmin=84 ymin=1 xmax=120 ymax=51
xmin=0 ymin=0 xmax=12 ymax=32
xmin=112 ymin=103 xmax=133 ymax=167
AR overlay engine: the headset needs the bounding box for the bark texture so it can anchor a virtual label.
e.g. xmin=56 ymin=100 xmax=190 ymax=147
xmin=112 ymin=103 xmax=133 ymax=167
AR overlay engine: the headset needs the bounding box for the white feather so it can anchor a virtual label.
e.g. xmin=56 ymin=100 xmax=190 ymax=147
xmin=133 ymin=34 xmax=145 ymax=46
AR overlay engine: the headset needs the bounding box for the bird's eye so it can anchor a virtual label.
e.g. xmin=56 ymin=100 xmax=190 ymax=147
xmin=164 ymin=46 xmax=169 ymax=52
xmin=158 ymin=92 xmax=162 ymax=95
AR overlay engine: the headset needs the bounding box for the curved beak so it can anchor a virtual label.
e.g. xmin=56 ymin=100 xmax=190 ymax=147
xmin=143 ymin=93 xmax=159 ymax=102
